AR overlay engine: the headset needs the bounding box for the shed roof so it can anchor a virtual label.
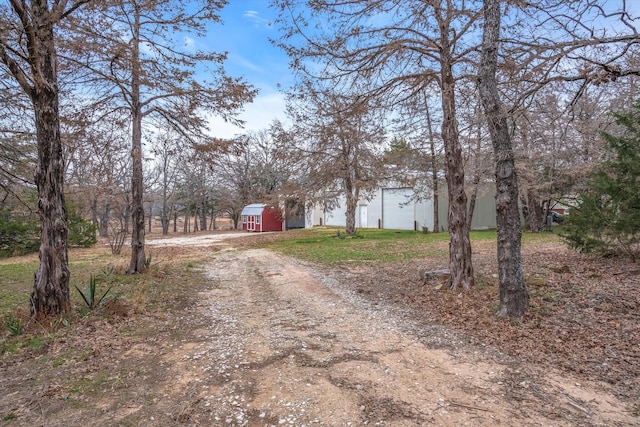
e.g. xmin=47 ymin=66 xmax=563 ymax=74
xmin=241 ymin=203 xmax=266 ymax=216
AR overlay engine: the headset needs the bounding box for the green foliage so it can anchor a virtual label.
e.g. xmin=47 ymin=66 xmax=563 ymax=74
xmin=0 ymin=335 xmax=44 ymax=354
xmin=383 ymin=138 xmax=415 ymax=167
xmin=0 ymin=203 xmax=96 ymax=256
xmin=67 ymin=207 xmax=97 ymax=248
xmin=385 ymin=138 xmax=412 ymax=156
xmin=74 ymin=275 xmax=113 ymax=310
xmin=144 ymin=252 xmax=153 ymax=269
xmin=3 ymin=413 xmax=17 ymax=421
xmin=2 ymin=312 xmax=25 ymax=336
xmin=561 ymin=103 xmax=640 ymax=257
xmin=0 ymin=210 xmax=40 ymax=257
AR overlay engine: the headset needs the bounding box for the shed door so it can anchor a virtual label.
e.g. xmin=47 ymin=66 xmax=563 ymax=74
xmin=382 ymin=188 xmax=414 ymax=230
xmin=247 ymin=215 xmax=255 ymax=231
xmin=359 ymin=205 xmax=368 ymax=228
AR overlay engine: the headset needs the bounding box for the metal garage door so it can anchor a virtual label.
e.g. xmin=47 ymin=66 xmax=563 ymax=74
xmin=382 ymin=188 xmax=414 ymax=230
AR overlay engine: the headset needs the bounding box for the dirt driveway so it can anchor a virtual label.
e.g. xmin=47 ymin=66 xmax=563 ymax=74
xmin=160 ymin=235 xmax=633 ymax=426
xmin=1 ymin=232 xmax=635 ymax=426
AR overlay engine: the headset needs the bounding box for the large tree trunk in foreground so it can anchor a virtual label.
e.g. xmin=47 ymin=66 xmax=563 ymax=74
xmin=27 ymin=4 xmax=70 ymax=316
xmin=478 ymin=0 xmax=528 ymax=318
xmin=127 ymin=91 xmax=146 ymax=273
xmin=128 ymin=108 xmax=146 ymax=274
xmin=440 ymin=56 xmax=474 ymax=291
xmin=127 ymin=9 xmax=145 ymax=274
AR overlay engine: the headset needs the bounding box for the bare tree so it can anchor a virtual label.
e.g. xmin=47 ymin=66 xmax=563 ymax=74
xmin=0 ymin=80 xmax=35 ymax=200
xmin=63 ymin=103 xmax=131 ymax=237
xmin=0 ymin=0 xmax=92 ymax=316
xmin=477 ymin=0 xmax=640 ymax=317
xmin=150 ymin=131 xmax=180 ymax=235
xmin=274 ymin=0 xmax=479 ymax=288
xmin=284 ymin=82 xmax=387 ymax=236
xmin=65 ymin=0 xmax=256 ymax=273
xmin=206 ymin=136 xmax=258 ymax=228
xmin=391 ymin=88 xmax=444 ymax=233
xmin=515 ymin=82 xmax=635 ymax=232
xmin=198 ymin=127 xmax=294 ymax=229
xmin=478 ymin=0 xmax=528 ymax=318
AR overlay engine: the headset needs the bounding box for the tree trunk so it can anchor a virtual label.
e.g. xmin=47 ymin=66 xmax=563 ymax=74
xmin=478 ymin=0 xmax=528 ymax=318
xmin=148 ymin=204 xmax=152 ymax=232
xmin=467 ymin=176 xmax=479 ymax=231
xmin=161 ymin=198 xmax=169 ymax=234
xmin=28 ymin=6 xmax=70 ymax=316
xmin=197 ymin=199 xmax=206 ymax=231
xmin=128 ymin=112 xmax=146 ymax=273
xmin=184 ymin=204 xmax=190 ymax=233
xmin=90 ymin=197 xmax=98 ymax=231
xmin=424 ymin=94 xmax=439 ymax=233
xmin=161 ymin=213 xmax=169 ymax=235
xmin=161 ymin=154 xmax=170 ymax=235
xmin=100 ymin=198 xmax=110 ymax=237
xmin=527 ymin=191 xmax=543 ymax=232
xmin=519 ymin=193 xmax=530 ymax=230
xmin=127 ymin=9 xmax=145 ymax=274
xmin=345 ymin=196 xmax=357 ymax=236
xmin=124 ymin=202 xmax=131 ymax=233
xmin=344 ymin=178 xmax=358 ymax=236
xmin=440 ymin=54 xmax=474 ymax=291
xmin=467 ymin=118 xmax=483 ymax=230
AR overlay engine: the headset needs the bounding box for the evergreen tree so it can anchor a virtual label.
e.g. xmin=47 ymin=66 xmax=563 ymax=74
xmin=562 ymin=102 xmax=640 ymax=257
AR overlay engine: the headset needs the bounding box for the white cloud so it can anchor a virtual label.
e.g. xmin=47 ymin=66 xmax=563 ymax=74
xmin=206 ymin=91 xmax=288 ymax=139
xmin=183 ymin=36 xmax=195 ymax=50
xmin=242 ymin=10 xmax=273 ymax=28
xmin=229 ymin=53 xmax=263 ymax=72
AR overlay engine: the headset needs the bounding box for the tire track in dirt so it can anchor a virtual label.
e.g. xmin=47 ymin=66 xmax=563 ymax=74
xmin=164 ymin=242 xmax=635 ymax=426
xmin=186 ymin=248 xmax=513 ymax=426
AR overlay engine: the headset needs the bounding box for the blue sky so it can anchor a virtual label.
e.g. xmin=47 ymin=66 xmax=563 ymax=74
xmin=205 ymin=1 xmax=291 ymax=139
xmin=200 ymin=1 xmax=640 ymax=140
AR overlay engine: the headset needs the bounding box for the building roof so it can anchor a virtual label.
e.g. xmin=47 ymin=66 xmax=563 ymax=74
xmin=241 ymin=203 xmax=267 ymax=216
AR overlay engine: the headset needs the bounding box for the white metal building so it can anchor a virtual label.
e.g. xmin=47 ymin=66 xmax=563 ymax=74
xmin=310 ymin=184 xmax=502 ymax=231
xmin=313 ymin=187 xmax=435 ymax=231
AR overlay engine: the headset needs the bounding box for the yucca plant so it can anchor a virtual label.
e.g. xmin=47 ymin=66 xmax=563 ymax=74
xmin=144 ymin=252 xmax=153 ymax=269
xmin=75 ymin=274 xmax=112 ymax=310
xmin=2 ymin=313 xmax=25 ymax=336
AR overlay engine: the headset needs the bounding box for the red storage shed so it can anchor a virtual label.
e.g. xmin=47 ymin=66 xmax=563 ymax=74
xmin=241 ymin=203 xmax=283 ymax=232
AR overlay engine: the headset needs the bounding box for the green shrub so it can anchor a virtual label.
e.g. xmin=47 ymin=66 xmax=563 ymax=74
xmin=561 ymin=102 xmax=640 ymax=257
xmin=0 ymin=203 xmax=96 ymax=256
xmin=0 ymin=211 xmax=40 ymax=257
xmin=67 ymin=209 xmax=97 ymax=248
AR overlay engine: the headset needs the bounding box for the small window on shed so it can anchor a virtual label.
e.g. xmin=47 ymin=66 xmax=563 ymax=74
xmin=242 ymin=216 xmax=247 ymax=223
xmin=256 ymin=215 xmax=261 ymax=224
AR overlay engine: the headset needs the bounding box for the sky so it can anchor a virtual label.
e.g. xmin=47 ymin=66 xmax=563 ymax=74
xmin=204 ymin=1 xmax=292 ymax=139
xmin=198 ymin=1 xmax=640 ymax=140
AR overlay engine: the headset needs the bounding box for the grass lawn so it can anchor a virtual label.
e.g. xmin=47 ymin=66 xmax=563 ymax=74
xmin=0 ymin=242 xmax=210 ymax=352
xmin=257 ymin=226 xmax=560 ymax=265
